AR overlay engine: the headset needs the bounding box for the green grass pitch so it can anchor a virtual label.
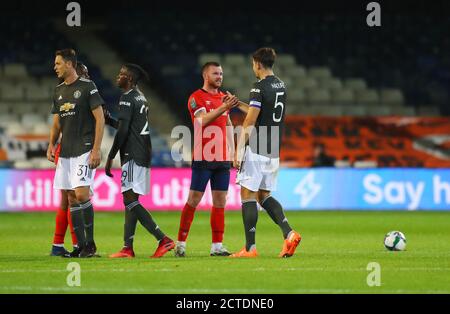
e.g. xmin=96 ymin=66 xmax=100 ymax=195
xmin=0 ymin=211 xmax=449 ymax=294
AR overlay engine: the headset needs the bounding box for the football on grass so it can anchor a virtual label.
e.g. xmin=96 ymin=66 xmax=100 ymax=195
xmin=384 ymin=231 xmax=407 ymax=251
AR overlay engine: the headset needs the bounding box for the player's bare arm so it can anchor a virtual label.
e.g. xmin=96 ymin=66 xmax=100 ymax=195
xmin=47 ymin=114 xmax=61 ymax=162
xmin=89 ymin=106 xmax=105 ymax=169
xmin=236 ymin=100 xmax=250 ymax=114
xmin=195 ymin=93 xmax=238 ymax=126
xmin=234 ymin=106 xmax=260 ymax=169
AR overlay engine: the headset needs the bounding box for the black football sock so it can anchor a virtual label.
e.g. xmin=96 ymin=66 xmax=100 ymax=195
xmin=242 ymin=200 xmax=258 ymax=251
xmin=80 ymin=199 xmax=95 ymax=244
xmin=70 ymin=204 xmax=86 ymax=248
xmin=261 ymin=195 xmax=292 ymax=239
xmin=124 ymin=206 xmax=138 ymax=248
xmin=126 ymin=201 xmax=165 ymax=241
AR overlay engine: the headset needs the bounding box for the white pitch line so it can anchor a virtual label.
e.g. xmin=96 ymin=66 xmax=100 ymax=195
xmin=0 ymin=286 xmax=449 ymax=294
xmin=1 ymin=267 xmax=450 ymax=274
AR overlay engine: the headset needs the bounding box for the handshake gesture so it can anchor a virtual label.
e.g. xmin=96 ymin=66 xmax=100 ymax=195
xmin=222 ymin=91 xmax=239 ymax=110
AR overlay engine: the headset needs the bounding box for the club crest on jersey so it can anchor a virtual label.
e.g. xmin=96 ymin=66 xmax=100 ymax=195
xmin=190 ymin=98 xmax=197 ymax=109
xmin=73 ymin=90 xmax=81 ymax=99
xmin=60 ymin=102 xmax=76 ymax=112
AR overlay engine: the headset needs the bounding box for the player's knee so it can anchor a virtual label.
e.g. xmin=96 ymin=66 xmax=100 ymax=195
xmin=187 ymin=192 xmax=203 ymax=207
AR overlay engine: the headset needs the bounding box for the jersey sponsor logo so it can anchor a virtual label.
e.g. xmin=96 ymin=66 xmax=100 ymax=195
xmin=119 ymin=101 xmax=131 ymax=107
xmin=205 ymin=100 xmax=211 ymax=105
xmin=90 ymin=89 xmax=98 ymax=95
xmin=250 ymin=88 xmax=261 ymax=93
xmin=59 ymin=102 xmax=76 ymax=112
xmin=190 ymin=98 xmax=197 ymax=109
xmin=73 ymin=90 xmax=81 ymax=99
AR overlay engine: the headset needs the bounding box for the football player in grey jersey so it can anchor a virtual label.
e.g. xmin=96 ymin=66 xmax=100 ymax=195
xmin=231 ymin=48 xmax=302 ymax=258
xmin=47 ymin=49 xmax=105 ymax=258
xmin=105 ymin=64 xmax=175 ymax=258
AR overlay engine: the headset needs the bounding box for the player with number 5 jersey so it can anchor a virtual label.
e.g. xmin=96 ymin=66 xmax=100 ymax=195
xmin=231 ymin=47 xmax=302 ymax=258
xmin=105 ymin=64 xmax=175 ymax=258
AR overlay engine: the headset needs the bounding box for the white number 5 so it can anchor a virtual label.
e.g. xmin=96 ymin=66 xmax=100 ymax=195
xmin=273 ymin=92 xmax=284 ymax=122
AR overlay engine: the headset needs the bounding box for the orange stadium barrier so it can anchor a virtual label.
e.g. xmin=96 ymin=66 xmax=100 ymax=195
xmin=230 ymin=114 xmax=450 ymax=168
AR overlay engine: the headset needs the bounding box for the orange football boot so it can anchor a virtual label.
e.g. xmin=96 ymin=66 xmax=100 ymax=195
xmin=229 ymin=247 xmax=258 ymax=258
xmin=109 ymin=247 xmax=135 ymax=258
xmin=279 ymin=230 xmax=302 ymax=258
xmin=151 ymin=236 xmax=175 ymax=258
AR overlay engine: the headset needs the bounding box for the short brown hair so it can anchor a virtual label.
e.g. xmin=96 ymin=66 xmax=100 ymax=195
xmin=55 ymin=48 xmax=77 ymax=68
xmin=201 ymin=61 xmax=221 ymax=75
xmin=252 ymin=47 xmax=276 ymax=69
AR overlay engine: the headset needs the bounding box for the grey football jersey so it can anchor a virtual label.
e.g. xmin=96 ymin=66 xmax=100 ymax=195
xmin=116 ymin=88 xmax=152 ymax=168
xmin=247 ymin=75 xmax=286 ymax=158
xmin=51 ymin=77 xmax=104 ymax=158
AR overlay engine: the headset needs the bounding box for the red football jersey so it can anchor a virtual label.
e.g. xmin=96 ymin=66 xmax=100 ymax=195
xmin=188 ymin=89 xmax=229 ymax=162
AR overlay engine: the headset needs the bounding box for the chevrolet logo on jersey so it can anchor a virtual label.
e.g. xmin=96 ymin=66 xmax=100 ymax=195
xmin=60 ymin=102 xmax=76 ymax=112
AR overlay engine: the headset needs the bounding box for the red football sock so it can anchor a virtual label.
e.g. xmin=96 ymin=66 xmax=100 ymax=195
xmin=53 ymin=207 xmax=68 ymax=245
xmin=67 ymin=207 xmax=78 ymax=247
xmin=178 ymin=203 xmax=196 ymax=242
xmin=211 ymin=206 xmax=225 ymax=243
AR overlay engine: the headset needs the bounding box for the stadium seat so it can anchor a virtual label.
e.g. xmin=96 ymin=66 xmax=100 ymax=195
xmin=307 ymin=66 xmax=332 ymax=79
xmin=13 ymin=160 xmax=34 ymax=169
xmin=11 ymin=103 xmax=33 ymax=115
xmin=6 ymin=122 xmax=30 ymax=136
xmin=366 ymin=106 xmax=392 ymax=116
xmin=355 ymin=89 xmax=380 ymax=105
xmin=24 ymin=83 xmax=51 ymax=101
xmin=283 ymin=66 xmax=307 ymax=79
xmin=342 ymin=106 xmax=367 ymax=116
xmin=331 ymin=89 xmax=354 ymax=106
xmin=21 ymin=113 xmax=46 ymax=125
xmin=223 ymin=54 xmax=246 ymax=67
xmin=0 ymin=84 xmax=25 ymax=101
xmin=294 ymin=77 xmax=318 ymax=89
xmin=276 ymin=54 xmax=297 ymax=68
xmin=31 ymin=158 xmax=53 ymax=169
xmin=353 ymin=160 xmax=378 ymax=168
xmin=3 ymin=63 xmax=28 ymax=79
xmin=380 ymin=88 xmax=404 ymax=106
xmin=0 ymin=103 xmax=11 ymax=114
xmin=311 ymin=104 xmax=343 ymax=116
xmin=288 ymin=89 xmax=306 ymax=103
xmin=223 ymin=76 xmax=243 ymax=90
xmin=198 ymin=53 xmax=222 ymax=65
xmin=417 ymin=105 xmax=440 ymax=116
xmin=344 ymin=78 xmax=367 ymax=91
xmin=390 ymin=106 xmax=416 ymax=116
xmin=0 ymin=114 xmax=19 ymax=127
xmin=318 ymin=77 xmax=343 ymax=91
xmin=32 ymin=123 xmax=51 ymax=134
xmin=307 ymin=88 xmax=331 ymax=105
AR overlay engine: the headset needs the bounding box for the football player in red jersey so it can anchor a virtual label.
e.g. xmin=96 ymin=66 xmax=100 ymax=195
xmin=175 ymin=62 xmax=239 ymax=257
